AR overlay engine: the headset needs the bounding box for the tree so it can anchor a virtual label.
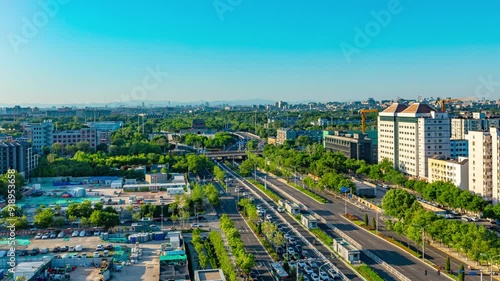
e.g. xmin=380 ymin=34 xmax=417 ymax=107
xmin=298 ymin=274 xmax=304 ymax=281
xmin=198 ymin=251 xmax=208 ymax=269
xmin=204 ymin=183 xmax=220 ymax=206
xmin=445 ymin=257 xmax=450 ymax=273
xmin=239 ymin=159 xmax=255 ymax=177
xmin=457 ymin=264 xmax=464 ymax=281
xmin=34 ymin=208 xmax=54 ymax=228
xmin=364 ymin=214 xmax=369 ymax=226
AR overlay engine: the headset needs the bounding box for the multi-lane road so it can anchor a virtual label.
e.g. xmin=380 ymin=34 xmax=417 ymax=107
xmin=221 ymin=164 xmax=356 ymax=281
xmin=254 ymin=170 xmax=485 ymax=281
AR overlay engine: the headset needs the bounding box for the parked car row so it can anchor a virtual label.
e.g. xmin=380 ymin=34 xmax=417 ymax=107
xmin=34 ymin=231 xmax=65 ymax=239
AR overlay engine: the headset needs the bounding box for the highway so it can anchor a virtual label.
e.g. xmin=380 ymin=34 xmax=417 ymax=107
xmin=221 ymin=164 xmax=365 ymax=281
xmin=256 ymin=171 xmax=483 ymax=281
xmin=213 ymin=179 xmax=275 ymax=281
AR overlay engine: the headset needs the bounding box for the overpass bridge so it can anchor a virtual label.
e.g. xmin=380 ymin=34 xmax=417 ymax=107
xmin=204 ymin=151 xmax=262 ymax=160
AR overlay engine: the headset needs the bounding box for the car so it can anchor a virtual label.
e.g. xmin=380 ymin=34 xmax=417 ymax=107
xmin=53 ymin=246 xmax=61 ymax=253
xmin=75 ymin=245 xmax=83 ymax=252
xmin=81 ymin=253 xmax=87 ymax=258
xmin=60 ymin=246 xmax=69 ymax=252
xmin=319 ymin=271 xmax=329 ymax=280
xmin=191 ymin=223 xmax=202 ymax=228
xmin=79 ymin=231 xmax=86 ymax=237
xmin=288 ymin=261 xmax=296 ymax=269
xmin=41 ymin=233 xmax=50 ymax=239
xmin=304 ymin=266 xmax=313 ymax=274
xmin=276 ymin=247 xmax=284 ymax=255
xmin=198 ymin=216 xmax=206 ymax=221
xmin=243 ymin=192 xmax=248 ymax=196
xmin=289 ymin=238 xmax=297 ymax=246
xmin=58 ymin=231 xmax=65 ymax=238
xmin=302 ymin=250 xmax=310 ymax=259
xmin=292 ymin=252 xmax=300 ymax=260
xmin=308 ymin=259 xmax=318 ymax=268
xmin=311 ymin=273 xmax=320 ymax=281
xmin=284 ymin=233 xmax=291 ymax=240
xmin=105 ymin=244 xmax=113 ymax=250
xmin=94 ymin=231 xmax=100 ymax=236
xmin=50 ymin=233 xmax=56 ymax=239
xmin=72 ymin=231 xmax=79 ymax=237
xmin=29 ymin=248 xmax=40 ymax=256
xmin=298 ymin=261 xmax=307 ymax=268
xmin=35 ymin=233 xmax=42 ymax=239
xmin=17 ymin=250 xmax=27 ymax=256
xmin=266 ymin=214 xmax=273 ymax=221
xmin=287 ymin=247 xmax=295 ymax=254
xmin=472 ymin=216 xmax=479 ymax=222
xmin=277 ymin=207 xmax=285 ymax=212
xmin=256 ymin=205 xmax=262 ymax=210
xmin=462 ymin=216 xmax=471 ymax=222
xmin=69 ymin=246 xmax=75 ymax=252
xmin=103 ymin=250 xmax=109 ymax=257
xmin=302 ymin=276 xmax=310 ymax=281
xmin=40 ymin=248 xmax=49 ymax=254
xmin=249 ymin=271 xmax=258 ymax=280
xmin=328 ymin=268 xmax=340 ymax=279
xmin=93 ymin=251 xmax=100 ymax=258
xmin=96 ymin=245 xmax=104 ymax=251
xmin=86 ymin=231 xmax=92 ymax=236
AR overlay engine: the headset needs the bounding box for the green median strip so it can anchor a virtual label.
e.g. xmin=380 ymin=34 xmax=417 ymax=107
xmin=248 ymin=179 xmax=281 ymax=202
xmin=288 ymin=182 xmax=329 ymax=203
xmin=355 ymin=264 xmax=385 ymax=281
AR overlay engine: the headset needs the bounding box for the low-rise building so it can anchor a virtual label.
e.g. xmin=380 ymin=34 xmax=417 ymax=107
xmin=323 ymin=131 xmax=375 ymax=164
xmin=53 ymin=127 xmax=98 ymax=150
xmin=0 ymin=140 xmax=37 ymax=178
xmin=428 ymin=156 xmax=469 ymax=190
xmin=332 ymin=238 xmax=361 ymax=264
xmin=194 ymin=269 xmax=226 ymax=281
xmin=278 ymin=199 xmax=300 ymax=215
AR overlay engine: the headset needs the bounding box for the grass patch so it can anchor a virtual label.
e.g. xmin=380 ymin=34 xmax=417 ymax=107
xmin=355 ymin=264 xmax=384 ymax=281
xmin=310 ymin=228 xmax=333 ymax=246
xmin=248 ymin=179 xmax=281 ymax=202
xmin=343 ymin=213 xmax=422 ymax=259
xmin=288 ymin=182 xmax=328 ymax=203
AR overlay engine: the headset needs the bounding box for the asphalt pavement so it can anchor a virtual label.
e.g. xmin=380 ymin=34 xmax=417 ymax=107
xmin=255 ymin=171 xmax=456 ymax=281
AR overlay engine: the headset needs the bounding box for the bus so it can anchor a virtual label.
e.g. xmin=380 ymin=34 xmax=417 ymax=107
xmin=270 ymin=262 xmax=292 ymax=281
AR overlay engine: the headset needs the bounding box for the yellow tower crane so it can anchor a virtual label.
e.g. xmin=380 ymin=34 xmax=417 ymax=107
xmin=434 ymin=97 xmax=477 ymax=112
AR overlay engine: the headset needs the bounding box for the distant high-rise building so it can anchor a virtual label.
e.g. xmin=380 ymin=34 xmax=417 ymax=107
xmin=378 ymin=102 xmax=451 ymax=178
xmin=451 ymin=112 xmax=500 ymax=139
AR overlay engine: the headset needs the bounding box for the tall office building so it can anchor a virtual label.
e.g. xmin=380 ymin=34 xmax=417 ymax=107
xmin=24 ymin=120 xmax=54 ymax=154
xmin=378 ymin=102 xmax=451 ymax=178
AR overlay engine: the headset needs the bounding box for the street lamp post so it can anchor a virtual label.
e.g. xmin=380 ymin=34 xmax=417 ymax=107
xmin=480 ymin=253 xmax=500 ymax=281
xmin=414 ymin=225 xmax=426 ymax=261
xmin=161 ymin=202 xmax=164 ymax=229
xmin=264 ymin=175 xmax=267 ymax=190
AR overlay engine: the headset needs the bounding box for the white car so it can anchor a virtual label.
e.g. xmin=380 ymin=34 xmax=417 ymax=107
xmin=284 ymin=233 xmax=291 ymax=240
xmin=79 ymin=231 xmax=85 ymax=237
xmin=328 ymin=268 xmax=340 ymax=279
xmin=41 ymin=233 xmax=50 ymax=239
xmin=311 ymin=273 xmax=320 ymax=281
xmin=319 ymin=271 xmax=330 ymax=280
xmin=75 ymin=245 xmax=83 ymax=252
xmin=35 ymin=233 xmax=42 ymax=239
xmin=287 ymin=247 xmax=295 ymax=254
xmin=72 ymin=231 xmax=79 ymax=237
xmin=68 ymin=246 xmax=75 ymax=252
xmin=277 ymin=207 xmax=285 ymax=212
xmin=471 ymin=216 xmax=479 ymax=222
xmin=266 ymin=214 xmax=273 ymax=221
xmin=304 ymin=266 xmax=313 ymax=274
xmin=93 ymin=251 xmax=100 ymax=258
xmin=191 ymin=223 xmax=202 ymax=228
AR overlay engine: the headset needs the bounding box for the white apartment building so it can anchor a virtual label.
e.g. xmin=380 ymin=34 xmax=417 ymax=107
xmin=24 ymin=120 xmax=54 ymax=154
xmin=378 ymin=103 xmax=451 ymax=178
xmin=469 ymin=128 xmax=500 ymax=203
xmin=428 ymin=156 xmax=468 ymax=190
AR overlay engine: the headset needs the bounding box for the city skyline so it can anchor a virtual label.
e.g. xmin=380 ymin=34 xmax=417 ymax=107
xmin=2 ymin=1 xmax=500 ymax=104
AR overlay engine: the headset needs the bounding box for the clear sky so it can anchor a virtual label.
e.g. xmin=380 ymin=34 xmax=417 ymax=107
xmin=1 ymin=0 xmax=500 ymax=105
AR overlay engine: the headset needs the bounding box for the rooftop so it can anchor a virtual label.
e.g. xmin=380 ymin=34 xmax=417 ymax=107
xmin=381 ymin=103 xmax=408 ymax=113
xmin=195 ymin=269 xmax=226 ymax=281
xmin=400 ymin=103 xmax=437 ymax=114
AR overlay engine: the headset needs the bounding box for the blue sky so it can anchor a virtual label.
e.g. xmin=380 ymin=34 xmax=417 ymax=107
xmin=1 ymin=0 xmax=500 ymax=105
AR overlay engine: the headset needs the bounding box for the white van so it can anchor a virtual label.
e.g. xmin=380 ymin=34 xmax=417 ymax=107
xmin=75 ymin=245 xmax=83 ymax=252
